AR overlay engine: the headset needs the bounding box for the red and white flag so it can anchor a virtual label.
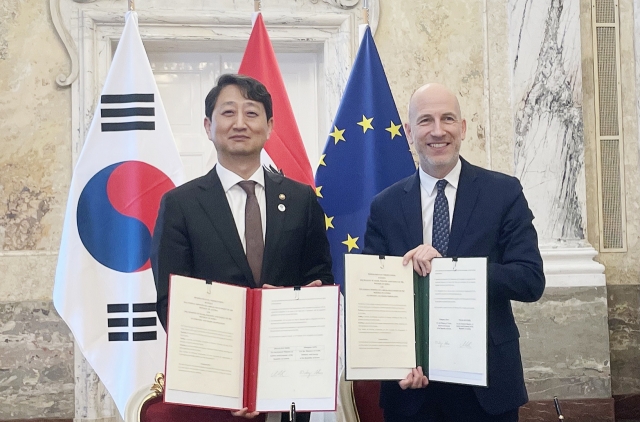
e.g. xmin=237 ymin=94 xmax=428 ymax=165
xmin=238 ymin=13 xmax=315 ymax=188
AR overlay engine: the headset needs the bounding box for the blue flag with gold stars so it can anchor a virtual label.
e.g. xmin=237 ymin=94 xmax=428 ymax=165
xmin=315 ymin=27 xmax=416 ymax=287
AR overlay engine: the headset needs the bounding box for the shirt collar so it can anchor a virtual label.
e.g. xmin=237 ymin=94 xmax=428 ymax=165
xmin=216 ymin=163 xmax=265 ymax=193
xmin=418 ymin=158 xmax=462 ymax=195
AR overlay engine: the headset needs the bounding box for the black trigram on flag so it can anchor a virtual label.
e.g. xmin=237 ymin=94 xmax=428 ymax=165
xmin=107 ymin=302 xmax=158 ymax=342
xmin=100 ymin=94 xmax=155 ymax=132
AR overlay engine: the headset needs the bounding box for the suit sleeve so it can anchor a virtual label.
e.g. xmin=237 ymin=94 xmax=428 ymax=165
xmin=363 ymin=195 xmax=389 ymax=256
xmin=300 ymin=186 xmax=334 ymax=285
xmin=150 ymin=193 xmax=194 ymax=330
xmin=488 ymin=181 xmax=545 ymax=303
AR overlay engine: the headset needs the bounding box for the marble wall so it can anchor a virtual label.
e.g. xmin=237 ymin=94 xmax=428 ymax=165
xmin=0 ymin=302 xmax=74 ymax=419
xmin=375 ymin=0 xmax=488 ymax=168
xmin=515 ymin=287 xmax=611 ymax=400
xmin=595 ymin=0 xmax=640 ymax=286
xmin=589 ymin=0 xmax=640 ymax=401
xmin=2 ymin=0 xmax=639 ymax=418
xmin=0 ymin=0 xmax=74 ymax=418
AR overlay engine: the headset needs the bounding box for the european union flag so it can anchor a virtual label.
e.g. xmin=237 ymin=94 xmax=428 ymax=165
xmin=315 ymin=27 xmax=416 ymax=287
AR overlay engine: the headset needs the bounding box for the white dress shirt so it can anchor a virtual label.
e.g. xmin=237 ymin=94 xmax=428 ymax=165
xmin=420 ymin=159 xmax=461 ymax=246
xmin=216 ymin=163 xmax=267 ymax=252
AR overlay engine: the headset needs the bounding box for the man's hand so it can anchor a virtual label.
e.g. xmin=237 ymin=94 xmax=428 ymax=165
xmin=230 ymin=408 xmax=260 ymax=419
xmin=403 ymin=244 xmax=441 ymax=276
xmin=262 ymin=279 xmax=323 ymax=289
xmin=398 ymin=366 xmax=429 ymax=390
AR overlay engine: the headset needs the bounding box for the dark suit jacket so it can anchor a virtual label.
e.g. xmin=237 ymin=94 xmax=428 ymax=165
xmin=151 ymin=166 xmax=334 ymax=330
xmin=363 ymin=158 xmax=545 ymax=416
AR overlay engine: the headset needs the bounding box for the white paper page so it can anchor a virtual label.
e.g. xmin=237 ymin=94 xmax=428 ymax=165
xmin=344 ymin=254 xmax=416 ymax=380
xmin=256 ymin=285 xmax=340 ymax=412
xmin=164 ymin=276 xmax=246 ymax=408
xmin=428 ymin=257 xmax=487 ymax=386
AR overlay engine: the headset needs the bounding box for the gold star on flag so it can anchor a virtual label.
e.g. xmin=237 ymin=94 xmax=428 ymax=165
xmin=357 ymin=115 xmax=374 ymax=133
xmin=330 ymin=126 xmax=346 ymax=144
xmin=342 ymin=234 xmax=359 ymax=252
xmin=386 ymin=121 xmax=402 ymax=139
xmin=315 ymin=186 xmax=323 ymax=198
xmin=318 ymin=154 xmax=326 ymax=167
xmin=325 ymin=214 xmax=334 ymax=230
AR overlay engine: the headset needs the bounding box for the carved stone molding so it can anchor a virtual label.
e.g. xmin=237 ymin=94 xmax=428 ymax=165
xmin=49 ymin=0 xmax=78 ymax=87
xmin=540 ymin=244 xmax=606 ymax=287
xmin=53 ymin=0 xmax=368 ymax=171
xmin=322 ymin=0 xmax=360 ymax=8
xmin=49 ymin=0 xmax=380 ymax=87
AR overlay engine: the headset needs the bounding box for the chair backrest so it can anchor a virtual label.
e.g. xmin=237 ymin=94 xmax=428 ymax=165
xmin=351 ymin=381 xmax=384 ymax=422
xmin=125 ymin=371 xmax=382 ymax=422
xmin=124 ymin=373 xmax=165 ymax=422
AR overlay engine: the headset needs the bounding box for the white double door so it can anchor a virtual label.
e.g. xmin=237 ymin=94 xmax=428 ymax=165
xmin=150 ymin=51 xmax=324 ymax=182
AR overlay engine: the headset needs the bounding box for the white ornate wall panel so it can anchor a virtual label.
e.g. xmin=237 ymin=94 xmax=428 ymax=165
xmin=51 ymin=0 xmax=378 ymax=164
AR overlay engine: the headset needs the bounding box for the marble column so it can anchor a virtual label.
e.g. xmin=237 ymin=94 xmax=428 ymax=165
xmin=488 ymin=0 xmax=611 ymax=401
xmin=74 ymin=346 xmax=121 ymax=422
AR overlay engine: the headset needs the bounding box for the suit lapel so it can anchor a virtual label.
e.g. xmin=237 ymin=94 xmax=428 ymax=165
xmin=402 ymin=171 xmax=424 ymax=249
xmin=195 ymin=167 xmax=255 ymax=286
xmin=262 ymin=169 xmax=286 ymax=281
xmin=447 ymin=159 xmax=480 ymax=256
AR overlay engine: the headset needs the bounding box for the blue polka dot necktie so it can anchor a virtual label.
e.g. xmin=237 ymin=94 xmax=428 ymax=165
xmin=432 ymin=179 xmax=449 ymax=256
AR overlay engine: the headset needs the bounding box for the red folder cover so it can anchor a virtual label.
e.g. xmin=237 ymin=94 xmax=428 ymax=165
xmin=164 ymin=276 xmax=340 ymax=413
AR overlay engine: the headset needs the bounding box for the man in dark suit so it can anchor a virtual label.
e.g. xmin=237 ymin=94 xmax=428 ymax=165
xmin=363 ymin=83 xmax=545 ymax=421
xmin=151 ymin=74 xmax=333 ymax=422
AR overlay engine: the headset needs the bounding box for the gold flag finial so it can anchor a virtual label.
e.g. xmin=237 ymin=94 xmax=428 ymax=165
xmin=128 ymin=0 xmax=135 ymax=11
xmin=254 ymin=0 xmax=261 ymax=12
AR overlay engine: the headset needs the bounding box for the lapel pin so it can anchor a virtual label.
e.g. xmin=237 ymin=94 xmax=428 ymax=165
xmin=279 ymin=193 xmax=286 ymax=200
xmin=278 ymin=204 xmax=286 ymax=212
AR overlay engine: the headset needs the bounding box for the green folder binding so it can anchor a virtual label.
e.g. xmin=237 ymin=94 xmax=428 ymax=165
xmin=414 ymin=273 xmax=429 ymax=369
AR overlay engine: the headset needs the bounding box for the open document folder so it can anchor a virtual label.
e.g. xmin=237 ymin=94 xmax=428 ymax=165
xmin=164 ymin=275 xmax=340 ymax=412
xmin=344 ymin=254 xmax=487 ymax=387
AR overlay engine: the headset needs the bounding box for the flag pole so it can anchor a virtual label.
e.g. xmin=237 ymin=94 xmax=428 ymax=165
xmin=128 ymin=0 xmax=135 ymax=11
xmin=359 ymin=0 xmax=369 ymax=45
xmin=362 ymin=0 xmax=369 ymax=25
xmin=252 ymin=0 xmax=261 ymax=25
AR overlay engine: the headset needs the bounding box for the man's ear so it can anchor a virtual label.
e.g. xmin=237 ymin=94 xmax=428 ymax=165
xmin=266 ymin=117 xmax=274 ymax=139
xmin=404 ymin=122 xmax=414 ymax=145
xmin=204 ymin=117 xmax=212 ymax=139
xmin=461 ymin=118 xmax=467 ymax=141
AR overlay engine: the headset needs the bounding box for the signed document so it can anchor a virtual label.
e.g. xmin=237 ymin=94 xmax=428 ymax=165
xmin=344 ymin=255 xmax=487 ymax=387
xmin=164 ymin=275 xmax=340 ymax=412
xmin=429 ymin=257 xmax=487 ymax=386
xmin=256 ymin=287 xmax=339 ymax=411
xmin=344 ymin=255 xmax=416 ymax=380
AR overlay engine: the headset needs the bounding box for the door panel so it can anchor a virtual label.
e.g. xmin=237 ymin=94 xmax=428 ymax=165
xmin=150 ymin=51 xmax=321 ymax=182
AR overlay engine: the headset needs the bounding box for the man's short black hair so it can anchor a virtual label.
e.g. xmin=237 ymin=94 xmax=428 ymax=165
xmin=204 ymin=74 xmax=273 ymax=121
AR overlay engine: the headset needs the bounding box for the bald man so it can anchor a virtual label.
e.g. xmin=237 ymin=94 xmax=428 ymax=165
xmin=362 ymin=83 xmax=545 ymax=421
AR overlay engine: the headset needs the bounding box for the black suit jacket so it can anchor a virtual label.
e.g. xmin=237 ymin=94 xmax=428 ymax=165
xmin=151 ymin=166 xmax=334 ymax=329
xmin=363 ymin=158 xmax=545 ymax=415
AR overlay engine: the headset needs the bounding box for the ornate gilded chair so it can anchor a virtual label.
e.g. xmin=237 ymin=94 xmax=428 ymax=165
xmin=124 ymin=372 xmax=380 ymax=422
xmin=124 ymin=373 xmax=165 ymax=422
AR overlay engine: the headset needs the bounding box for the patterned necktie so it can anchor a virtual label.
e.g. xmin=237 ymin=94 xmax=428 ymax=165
xmin=238 ymin=181 xmax=264 ymax=286
xmin=432 ymin=179 xmax=450 ymax=257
